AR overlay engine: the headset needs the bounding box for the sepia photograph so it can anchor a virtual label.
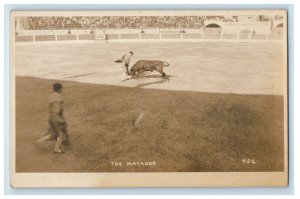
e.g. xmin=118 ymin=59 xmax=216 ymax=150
xmin=10 ymin=10 xmax=288 ymax=187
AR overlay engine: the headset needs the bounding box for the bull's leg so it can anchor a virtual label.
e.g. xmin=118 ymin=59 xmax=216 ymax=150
xmin=131 ymin=71 xmax=138 ymax=79
xmin=156 ymin=69 xmax=166 ymax=78
xmin=135 ymin=71 xmax=139 ymax=78
xmin=135 ymin=69 xmax=146 ymax=78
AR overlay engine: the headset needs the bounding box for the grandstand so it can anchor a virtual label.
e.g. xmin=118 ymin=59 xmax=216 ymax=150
xmin=20 ymin=16 xmax=206 ymax=30
xmin=14 ymin=15 xmax=284 ymax=42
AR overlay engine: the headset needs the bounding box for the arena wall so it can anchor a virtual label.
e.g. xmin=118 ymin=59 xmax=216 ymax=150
xmin=14 ymin=29 xmax=283 ymax=43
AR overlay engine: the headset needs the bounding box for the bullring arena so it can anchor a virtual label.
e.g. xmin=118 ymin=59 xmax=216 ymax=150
xmin=13 ymin=13 xmax=286 ymax=173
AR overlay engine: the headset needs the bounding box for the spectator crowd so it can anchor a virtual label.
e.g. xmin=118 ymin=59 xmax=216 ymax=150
xmin=20 ymin=16 xmax=239 ymax=30
xmin=17 ymin=15 xmax=282 ymax=31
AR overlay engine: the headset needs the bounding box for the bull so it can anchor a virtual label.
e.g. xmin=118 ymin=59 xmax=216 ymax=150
xmin=130 ymin=60 xmax=170 ymax=78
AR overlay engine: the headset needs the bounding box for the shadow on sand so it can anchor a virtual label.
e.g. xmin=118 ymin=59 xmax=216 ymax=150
xmin=140 ymin=74 xmax=176 ymax=79
xmin=134 ymin=74 xmax=176 ymax=88
xmin=135 ymin=79 xmax=167 ymax=88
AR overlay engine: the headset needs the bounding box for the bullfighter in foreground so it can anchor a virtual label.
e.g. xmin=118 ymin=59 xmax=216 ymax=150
xmin=36 ymin=83 xmax=70 ymax=154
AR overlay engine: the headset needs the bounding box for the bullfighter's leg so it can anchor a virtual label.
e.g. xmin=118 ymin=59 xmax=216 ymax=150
xmin=125 ymin=63 xmax=130 ymax=75
xmin=121 ymin=63 xmax=131 ymax=81
xmin=53 ymin=120 xmax=68 ymax=153
xmin=36 ymin=119 xmax=58 ymax=143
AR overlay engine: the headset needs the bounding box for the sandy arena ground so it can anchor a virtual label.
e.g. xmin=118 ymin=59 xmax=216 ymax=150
xmin=15 ymin=41 xmax=284 ymax=95
xmin=14 ymin=42 xmax=285 ymax=172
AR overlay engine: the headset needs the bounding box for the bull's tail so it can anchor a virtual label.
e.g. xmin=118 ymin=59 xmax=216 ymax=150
xmin=163 ymin=62 xmax=170 ymax=67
